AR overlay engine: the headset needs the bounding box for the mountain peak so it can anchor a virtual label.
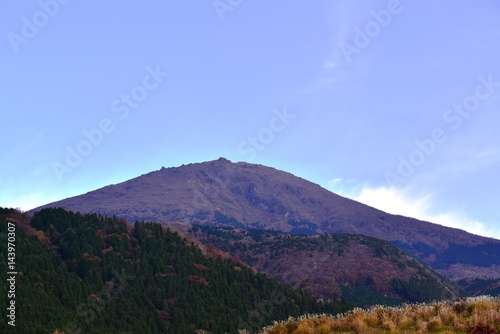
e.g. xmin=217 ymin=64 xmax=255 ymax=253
xmin=216 ymin=157 xmax=231 ymax=163
xmin=30 ymin=159 xmax=500 ymax=281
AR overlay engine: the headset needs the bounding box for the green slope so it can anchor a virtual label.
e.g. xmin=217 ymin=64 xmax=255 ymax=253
xmin=0 ymin=207 xmax=351 ymax=333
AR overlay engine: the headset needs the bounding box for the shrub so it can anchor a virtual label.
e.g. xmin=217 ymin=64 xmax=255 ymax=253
xmin=427 ymin=317 xmax=443 ymax=332
xmin=259 ymin=296 xmax=500 ymax=334
xmin=292 ymin=323 xmax=314 ymax=334
xmin=363 ymin=313 xmax=379 ymax=327
xmin=468 ymin=322 xmax=497 ymax=334
xmin=316 ymin=324 xmax=331 ymax=334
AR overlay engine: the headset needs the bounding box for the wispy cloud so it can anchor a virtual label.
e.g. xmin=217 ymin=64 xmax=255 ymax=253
xmin=326 ymin=177 xmax=361 ymax=197
xmin=306 ymin=0 xmax=394 ymax=94
xmin=327 ymin=177 xmax=343 ymax=186
xmin=326 ymin=179 xmax=497 ymax=239
xmin=301 ymin=1 xmax=359 ymax=94
xmin=353 ymin=185 xmax=495 ymax=238
xmin=435 ymin=147 xmax=500 ymax=176
xmin=474 ymin=148 xmax=500 ymax=164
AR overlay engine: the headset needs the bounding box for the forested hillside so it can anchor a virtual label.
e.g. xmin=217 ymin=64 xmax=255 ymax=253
xmin=0 ymin=208 xmax=350 ymax=333
xmin=189 ymin=225 xmax=461 ymax=305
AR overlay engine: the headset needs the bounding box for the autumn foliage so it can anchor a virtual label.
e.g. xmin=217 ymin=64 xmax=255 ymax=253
xmin=254 ymin=296 xmax=500 ymax=334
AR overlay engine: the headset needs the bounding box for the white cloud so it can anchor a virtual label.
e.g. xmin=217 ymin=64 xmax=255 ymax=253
xmin=475 ymin=149 xmax=500 ymax=164
xmin=324 ymin=60 xmax=341 ymax=70
xmin=325 ymin=177 xmax=361 ymax=197
xmin=304 ymin=1 xmax=360 ymax=93
xmin=355 ymin=186 xmax=432 ymax=218
xmin=327 ymin=177 xmax=343 ymax=186
xmin=344 ymin=185 xmax=496 ymax=239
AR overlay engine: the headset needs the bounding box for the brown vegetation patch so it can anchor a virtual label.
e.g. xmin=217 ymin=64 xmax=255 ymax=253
xmin=194 ymin=263 xmax=209 ymax=272
xmin=89 ymin=294 xmax=103 ymax=303
xmin=187 ymin=275 xmax=209 ymax=286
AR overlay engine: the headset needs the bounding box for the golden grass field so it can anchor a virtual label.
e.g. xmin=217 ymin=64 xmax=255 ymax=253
xmin=250 ymin=296 xmax=500 ymax=334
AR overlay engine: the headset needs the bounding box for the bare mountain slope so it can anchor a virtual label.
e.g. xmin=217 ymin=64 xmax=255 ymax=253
xmin=30 ymin=157 xmax=500 ymax=280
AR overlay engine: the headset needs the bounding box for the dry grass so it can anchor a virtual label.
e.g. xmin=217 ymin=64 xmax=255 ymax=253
xmin=247 ymin=295 xmax=500 ymax=334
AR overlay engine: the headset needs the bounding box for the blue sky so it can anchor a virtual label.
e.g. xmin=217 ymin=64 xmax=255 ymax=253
xmin=1 ymin=1 xmax=499 ymax=238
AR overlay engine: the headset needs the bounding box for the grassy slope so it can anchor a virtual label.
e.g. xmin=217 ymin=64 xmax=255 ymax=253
xmin=255 ymin=296 xmax=500 ymax=334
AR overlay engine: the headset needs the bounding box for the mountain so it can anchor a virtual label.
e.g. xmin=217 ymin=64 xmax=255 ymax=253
xmin=0 ymin=207 xmax=350 ymax=333
xmin=30 ymin=158 xmax=500 ymax=282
